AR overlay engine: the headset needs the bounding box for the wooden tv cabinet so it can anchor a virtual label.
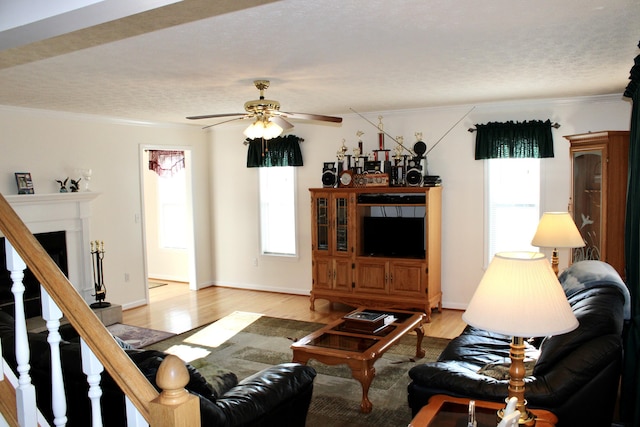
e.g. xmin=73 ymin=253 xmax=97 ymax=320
xmin=309 ymin=187 xmax=442 ymax=320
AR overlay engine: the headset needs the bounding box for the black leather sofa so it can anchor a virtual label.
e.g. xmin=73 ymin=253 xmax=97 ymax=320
xmin=0 ymin=311 xmax=317 ymax=427
xmin=407 ymin=260 xmax=629 ymax=427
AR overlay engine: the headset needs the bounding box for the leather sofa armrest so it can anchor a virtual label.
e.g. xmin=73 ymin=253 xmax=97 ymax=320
xmin=203 ymin=363 xmax=317 ymax=427
xmin=526 ymin=334 xmax=622 ymax=404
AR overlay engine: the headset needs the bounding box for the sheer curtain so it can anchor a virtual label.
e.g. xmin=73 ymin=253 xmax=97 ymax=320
xmin=621 ymin=41 xmax=640 ymax=426
xmin=246 ymin=135 xmax=304 ymax=167
xmin=474 ymin=120 xmax=555 ymax=159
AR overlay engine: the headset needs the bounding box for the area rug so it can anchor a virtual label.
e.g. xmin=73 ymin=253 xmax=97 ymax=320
xmin=106 ymin=323 xmax=176 ymax=349
xmin=144 ymin=311 xmax=450 ymax=427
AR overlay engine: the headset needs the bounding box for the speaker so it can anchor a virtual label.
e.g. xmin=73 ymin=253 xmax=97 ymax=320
xmin=322 ymin=162 xmax=337 ymax=187
xmin=364 ymin=160 xmax=381 ymax=173
xmin=405 ymin=158 xmax=422 ymax=186
xmin=406 ymin=169 xmax=422 ymax=186
xmin=413 ymin=140 xmax=427 ymax=157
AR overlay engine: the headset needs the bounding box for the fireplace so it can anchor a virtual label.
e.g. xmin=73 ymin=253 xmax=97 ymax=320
xmin=1 ymin=192 xmax=100 ymax=310
xmin=0 ymin=231 xmax=69 ymax=318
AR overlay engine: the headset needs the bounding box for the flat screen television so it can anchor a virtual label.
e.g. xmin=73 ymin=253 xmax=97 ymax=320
xmin=362 ymin=216 xmax=425 ymax=258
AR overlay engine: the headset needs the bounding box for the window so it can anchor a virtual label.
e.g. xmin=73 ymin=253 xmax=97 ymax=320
xmin=259 ymin=166 xmax=297 ymax=256
xmin=486 ymin=158 xmax=540 ymax=264
xmin=158 ymin=168 xmax=187 ymax=249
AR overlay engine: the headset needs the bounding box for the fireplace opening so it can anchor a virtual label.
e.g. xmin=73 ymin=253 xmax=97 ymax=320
xmin=0 ymin=231 xmax=69 ymax=318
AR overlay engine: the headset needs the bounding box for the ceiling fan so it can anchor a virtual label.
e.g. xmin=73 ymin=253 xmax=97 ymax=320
xmin=186 ymin=80 xmax=343 ymax=139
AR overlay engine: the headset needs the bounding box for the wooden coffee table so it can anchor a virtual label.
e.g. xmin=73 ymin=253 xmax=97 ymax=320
xmin=290 ymin=307 xmax=425 ymax=413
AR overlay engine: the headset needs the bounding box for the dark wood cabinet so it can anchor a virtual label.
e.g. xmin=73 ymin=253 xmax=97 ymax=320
xmin=310 ymin=187 xmax=442 ymax=320
xmin=565 ymin=131 xmax=629 ymax=278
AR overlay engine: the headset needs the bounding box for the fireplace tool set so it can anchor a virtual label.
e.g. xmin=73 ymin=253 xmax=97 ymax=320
xmin=90 ymin=240 xmax=111 ymax=308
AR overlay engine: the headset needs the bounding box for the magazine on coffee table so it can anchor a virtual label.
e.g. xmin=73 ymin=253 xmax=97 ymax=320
xmin=343 ymin=311 xmax=387 ymax=323
xmin=343 ymin=311 xmax=391 ymax=334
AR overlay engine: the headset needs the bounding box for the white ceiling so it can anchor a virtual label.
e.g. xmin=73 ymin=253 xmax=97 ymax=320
xmin=0 ymin=0 xmax=638 ymax=127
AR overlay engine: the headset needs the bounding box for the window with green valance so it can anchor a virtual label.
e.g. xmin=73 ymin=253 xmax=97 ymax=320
xmin=246 ymin=135 xmax=304 ymax=167
xmin=474 ymin=120 xmax=555 ymax=160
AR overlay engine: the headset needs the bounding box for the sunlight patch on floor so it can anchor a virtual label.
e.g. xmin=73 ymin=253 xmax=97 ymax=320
xmin=162 ymin=344 xmax=211 ymax=363
xmin=160 ymin=311 xmax=264 ymax=362
xmin=185 ymin=311 xmax=264 ymax=348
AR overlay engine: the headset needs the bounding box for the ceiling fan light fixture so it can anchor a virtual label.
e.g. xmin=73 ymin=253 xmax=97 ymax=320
xmin=243 ymin=120 xmax=263 ymax=139
xmin=243 ymin=118 xmax=283 ymax=140
xmin=263 ymin=119 xmax=283 ymax=139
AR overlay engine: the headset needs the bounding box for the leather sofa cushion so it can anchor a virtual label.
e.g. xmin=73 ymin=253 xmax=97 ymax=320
xmin=437 ymin=326 xmax=540 ymax=369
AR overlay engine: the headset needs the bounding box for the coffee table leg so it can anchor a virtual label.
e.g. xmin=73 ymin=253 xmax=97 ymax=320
xmin=350 ymin=362 xmax=375 ymax=413
xmin=414 ymin=324 xmax=426 ymax=358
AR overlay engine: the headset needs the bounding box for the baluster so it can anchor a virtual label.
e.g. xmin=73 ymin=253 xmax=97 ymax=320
xmin=5 ymin=240 xmax=37 ymax=427
xmin=41 ymin=287 xmax=68 ymax=426
xmin=80 ymin=338 xmax=104 ymax=427
xmin=125 ymin=395 xmax=149 ymax=427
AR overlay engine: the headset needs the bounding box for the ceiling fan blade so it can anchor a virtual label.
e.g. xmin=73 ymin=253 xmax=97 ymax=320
xmin=270 ymin=116 xmax=294 ymax=130
xmin=186 ymin=113 xmax=245 ymax=120
xmin=280 ymin=112 xmax=343 ymax=123
xmin=201 ymin=116 xmax=248 ymax=129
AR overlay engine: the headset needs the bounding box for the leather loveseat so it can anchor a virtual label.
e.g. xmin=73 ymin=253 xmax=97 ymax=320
xmin=0 ymin=311 xmax=317 ymax=427
xmin=407 ymin=260 xmax=630 ymax=427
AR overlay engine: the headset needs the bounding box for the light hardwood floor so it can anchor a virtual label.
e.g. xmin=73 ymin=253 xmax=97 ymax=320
xmin=123 ymin=282 xmax=467 ymax=339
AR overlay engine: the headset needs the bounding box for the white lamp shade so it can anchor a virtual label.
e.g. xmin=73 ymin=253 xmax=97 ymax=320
xmin=531 ymin=212 xmax=585 ymax=248
xmin=243 ymin=121 xmax=264 ymax=139
xmin=462 ymin=251 xmax=578 ymax=337
xmin=243 ymin=118 xmax=284 ymax=140
xmin=262 ymin=120 xmax=283 ymax=139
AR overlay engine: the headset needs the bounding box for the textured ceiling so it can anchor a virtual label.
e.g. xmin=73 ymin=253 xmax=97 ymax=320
xmin=0 ymin=0 xmax=638 ymax=127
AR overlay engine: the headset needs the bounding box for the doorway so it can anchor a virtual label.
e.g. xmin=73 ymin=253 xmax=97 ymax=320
xmin=140 ymin=146 xmax=196 ymax=299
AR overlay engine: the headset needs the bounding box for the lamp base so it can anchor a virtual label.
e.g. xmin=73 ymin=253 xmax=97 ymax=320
xmin=551 ymin=248 xmax=559 ymax=277
xmin=498 ymin=400 xmax=536 ymax=426
xmin=499 ymin=336 xmax=537 ymax=426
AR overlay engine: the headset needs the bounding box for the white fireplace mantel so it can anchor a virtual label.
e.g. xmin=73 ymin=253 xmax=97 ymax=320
xmin=3 ymin=192 xmax=101 ymax=303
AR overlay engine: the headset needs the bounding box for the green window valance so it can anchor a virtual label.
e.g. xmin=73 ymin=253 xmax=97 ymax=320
xmin=246 ymin=135 xmax=304 ymax=168
xmin=474 ymin=120 xmax=555 ymax=160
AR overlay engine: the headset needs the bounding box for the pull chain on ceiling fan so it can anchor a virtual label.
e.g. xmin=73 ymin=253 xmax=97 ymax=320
xmin=186 ymin=80 xmax=342 ymax=139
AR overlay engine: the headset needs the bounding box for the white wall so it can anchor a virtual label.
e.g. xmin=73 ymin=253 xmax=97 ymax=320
xmin=0 ymin=107 xmax=211 ymax=309
xmin=0 ymin=94 xmax=632 ymax=312
xmin=208 ymin=94 xmax=632 ymax=309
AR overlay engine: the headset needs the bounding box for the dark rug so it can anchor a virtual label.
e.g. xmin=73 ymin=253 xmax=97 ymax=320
xmin=106 ymin=323 xmax=176 ymax=349
xmin=143 ymin=311 xmax=450 ymax=427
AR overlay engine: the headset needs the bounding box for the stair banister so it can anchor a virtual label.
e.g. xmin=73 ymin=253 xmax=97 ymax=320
xmin=0 ymin=193 xmax=162 ymax=424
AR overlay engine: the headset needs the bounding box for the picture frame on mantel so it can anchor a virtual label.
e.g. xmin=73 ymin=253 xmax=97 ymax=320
xmin=15 ymin=172 xmax=34 ymax=194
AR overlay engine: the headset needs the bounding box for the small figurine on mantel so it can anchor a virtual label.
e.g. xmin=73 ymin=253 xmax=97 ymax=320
xmin=69 ymin=178 xmax=82 ymax=192
xmin=56 ymin=178 xmax=69 ymax=193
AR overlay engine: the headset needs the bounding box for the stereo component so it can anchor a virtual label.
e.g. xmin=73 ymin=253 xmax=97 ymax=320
xmin=322 ymin=162 xmax=337 ymax=187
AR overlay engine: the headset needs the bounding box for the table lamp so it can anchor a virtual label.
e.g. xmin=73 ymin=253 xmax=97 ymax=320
xmin=531 ymin=212 xmax=585 ymax=276
xmin=462 ymin=252 xmax=578 ymax=426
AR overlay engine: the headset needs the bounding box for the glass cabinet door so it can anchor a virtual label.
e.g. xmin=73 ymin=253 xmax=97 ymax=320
xmin=315 ymin=196 xmax=329 ymax=252
xmin=335 ymin=195 xmax=349 ymax=253
xmin=571 ymin=149 xmax=602 ymax=262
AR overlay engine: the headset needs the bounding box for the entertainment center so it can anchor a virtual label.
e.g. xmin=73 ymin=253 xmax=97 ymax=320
xmin=309 ymin=186 xmax=442 ymax=320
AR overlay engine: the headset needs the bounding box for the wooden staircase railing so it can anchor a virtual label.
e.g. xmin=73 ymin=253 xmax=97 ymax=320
xmin=0 ymin=370 xmax=19 ymax=426
xmin=0 ymin=192 xmax=200 ymax=426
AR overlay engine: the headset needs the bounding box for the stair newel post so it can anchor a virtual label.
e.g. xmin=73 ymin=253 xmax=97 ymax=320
xmin=80 ymin=338 xmax=105 ymax=427
xmin=149 ymin=355 xmax=200 ymax=427
xmin=5 ymin=240 xmax=37 ymax=427
xmin=41 ymin=288 xmax=68 ymax=426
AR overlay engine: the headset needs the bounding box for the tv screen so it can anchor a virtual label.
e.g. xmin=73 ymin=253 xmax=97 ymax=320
xmin=362 ymin=216 xmax=425 ymax=258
